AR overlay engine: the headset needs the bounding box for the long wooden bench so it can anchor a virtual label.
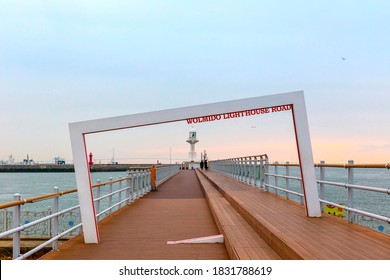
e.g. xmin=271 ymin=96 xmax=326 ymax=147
xmin=198 ymin=169 xmax=390 ymax=260
xmin=195 ymin=170 xmax=281 ymax=260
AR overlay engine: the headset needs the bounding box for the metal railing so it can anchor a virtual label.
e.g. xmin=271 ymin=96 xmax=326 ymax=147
xmin=0 ymin=164 xmax=180 ymax=260
xmin=209 ymin=155 xmax=268 ymax=187
xmin=210 ymin=156 xmax=390 ymax=235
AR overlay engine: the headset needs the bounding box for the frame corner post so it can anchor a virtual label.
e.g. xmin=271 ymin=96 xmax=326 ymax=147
xmin=69 ymin=123 xmax=100 ymax=243
xmin=291 ymin=93 xmax=321 ymax=217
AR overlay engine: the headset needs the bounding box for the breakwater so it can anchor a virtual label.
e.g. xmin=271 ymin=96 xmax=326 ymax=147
xmin=0 ymin=164 xmax=151 ymax=173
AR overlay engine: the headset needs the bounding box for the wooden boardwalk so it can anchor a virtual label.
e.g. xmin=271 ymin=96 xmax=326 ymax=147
xmin=198 ymin=170 xmax=390 ymax=260
xmin=40 ymin=169 xmax=390 ymax=260
xmin=40 ymin=170 xmax=228 ymax=260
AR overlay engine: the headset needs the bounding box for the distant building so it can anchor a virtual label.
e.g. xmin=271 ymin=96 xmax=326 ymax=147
xmin=22 ymin=154 xmax=35 ymax=165
xmin=54 ymin=156 xmax=66 ymax=164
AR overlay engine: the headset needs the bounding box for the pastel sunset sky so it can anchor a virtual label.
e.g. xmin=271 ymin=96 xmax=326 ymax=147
xmin=1 ymin=1 xmax=389 ymax=164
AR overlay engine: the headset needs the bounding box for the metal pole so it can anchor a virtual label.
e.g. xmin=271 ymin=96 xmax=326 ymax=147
xmin=96 ymin=179 xmax=101 ymax=220
xmin=130 ymin=171 xmax=136 ymax=200
xmin=147 ymin=170 xmax=151 ymax=192
xmin=246 ymin=157 xmax=250 ymax=184
xmin=135 ymin=171 xmax=140 ymax=198
xmin=141 ymin=171 xmax=146 ymax=195
xmin=13 ymin=193 xmax=21 ymax=259
xmin=265 ymin=159 xmax=269 ymax=192
xmin=259 ymin=156 xmax=265 ymax=189
xmin=275 ymin=163 xmax=279 ymax=196
xmin=52 ymin=187 xmax=59 ymax=251
xmin=319 ymin=161 xmax=325 ymax=212
xmin=347 ymin=160 xmax=355 ymax=223
xmin=118 ymin=177 xmax=122 ymax=210
xmin=253 ymin=156 xmax=257 ymax=187
xmin=126 ymin=177 xmax=131 ymax=205
xmin=285 ymin=162 xmax=290 ymax=200
xmin=47 ymin=206 xmax=52 ymax=239
xmin=2 ymin=209 xmax=7 ymax=232
xmin=108 ymin=177 xmax=113 ymax=215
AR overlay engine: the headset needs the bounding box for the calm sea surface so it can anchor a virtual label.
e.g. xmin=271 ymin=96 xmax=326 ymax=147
xmin=0 ymin=168 xmax=389 ymax=234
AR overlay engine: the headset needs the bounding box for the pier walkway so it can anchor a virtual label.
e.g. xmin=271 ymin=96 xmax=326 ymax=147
xmin=40 ymin=170 xmax=390 ymax=260
xmin=40 ymin=170 xmax=228 ymax=260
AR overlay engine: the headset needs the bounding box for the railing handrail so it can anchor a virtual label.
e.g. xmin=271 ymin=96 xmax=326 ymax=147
xmin=268 ymin=162 xmax=390 ymax=169
xmin=211 ymin=154 xmax=268 ymax=162
xmin=317 ymin=180 xmax=390 ymax=194
xmin=265 ymin=173 xmax=301 ymax=181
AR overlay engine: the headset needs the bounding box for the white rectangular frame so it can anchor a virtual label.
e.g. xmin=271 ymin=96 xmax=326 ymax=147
xmin=69 ymin=91 xmax=321 ymax=243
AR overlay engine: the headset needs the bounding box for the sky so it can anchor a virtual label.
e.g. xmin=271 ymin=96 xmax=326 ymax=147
xmin=1 ymin=0 xmax=389 ymax=164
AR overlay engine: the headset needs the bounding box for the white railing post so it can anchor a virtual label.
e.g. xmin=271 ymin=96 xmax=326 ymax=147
xmin=247 ymin=157 xmax=251 ymax=184
xmin=52 ymin=187 xmax=60 ymax=251
xmin=259 ymin=157 xmax=265 ymax=189
xmin=126 ymin=176 xmax=131 ymax=205
xmin=118 ymin=177 xmax=122 ymax=209
xmin=145 ymin=170 xmax=150 ymax=193
xmin=285 ymin=162 xmax=290 ymax=200
xmin=319 ymin=161 xmax=325 ymax=212
xmin=130 ymin=171 xmax=136 ymax=200
xmin=253 ymin=156 xmax=257 ymax=187
xmin=2 ymin=209 xmax=7 ymax=232
xmin=135 ymin=171 xmax=140 ymax=198
xmin=96 ymin=179 xmax=101 ymax=218
xmin=274 ymin=162 xmax=279 ymax=196
xmin=108 ymin=177 xmax=113 ymax=215
xmin=47 ymin=206 xmax=52 ymax=238
xmin=233 ymin=159 xmax=236 ymax=178
xmin=13 ymin=193 xmax=21 ymax=259
xmin=347 ymin=160 xmax=355 ymax=223
xmin=138 ymin=171 xmax=142 ymax=196
xmin=265 ymin=160 xmax=269 ymax=192
xmin=139 ymin=170 xmax=143 ymax=195
xmin=146 ymin=170 xmax=151 ymax=192
xmin=241 ymin=158 xmax=245 ymax=182
xmin=141 ymin=171 xmax=146 ymax=195
xmin=245 ymin=157 xmax=250 ymax=184
xmin=235 ymin=158 xmax=239 ymax=179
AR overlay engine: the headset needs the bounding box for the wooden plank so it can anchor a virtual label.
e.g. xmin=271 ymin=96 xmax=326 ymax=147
xmin=196 ymin=170 xmax=281 ymax=260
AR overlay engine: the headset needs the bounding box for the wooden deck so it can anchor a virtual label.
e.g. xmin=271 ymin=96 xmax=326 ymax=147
xmin=40 ymin=170 xmax=229 ymax=260
xmin=40 ymin=169 xmax=390 ymax=260
xmin=198 ymin=170 xmax=390 ymax=260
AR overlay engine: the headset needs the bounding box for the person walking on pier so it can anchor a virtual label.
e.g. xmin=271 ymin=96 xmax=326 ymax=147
xmin=150 ymin=165 xmax=157 ymax=191
xmin=200 ymin=160 xmax=204 ymax=170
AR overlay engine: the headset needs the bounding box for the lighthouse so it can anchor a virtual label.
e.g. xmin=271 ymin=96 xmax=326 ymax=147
xmin=186 ymin=127 xmax=199 ymax=167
